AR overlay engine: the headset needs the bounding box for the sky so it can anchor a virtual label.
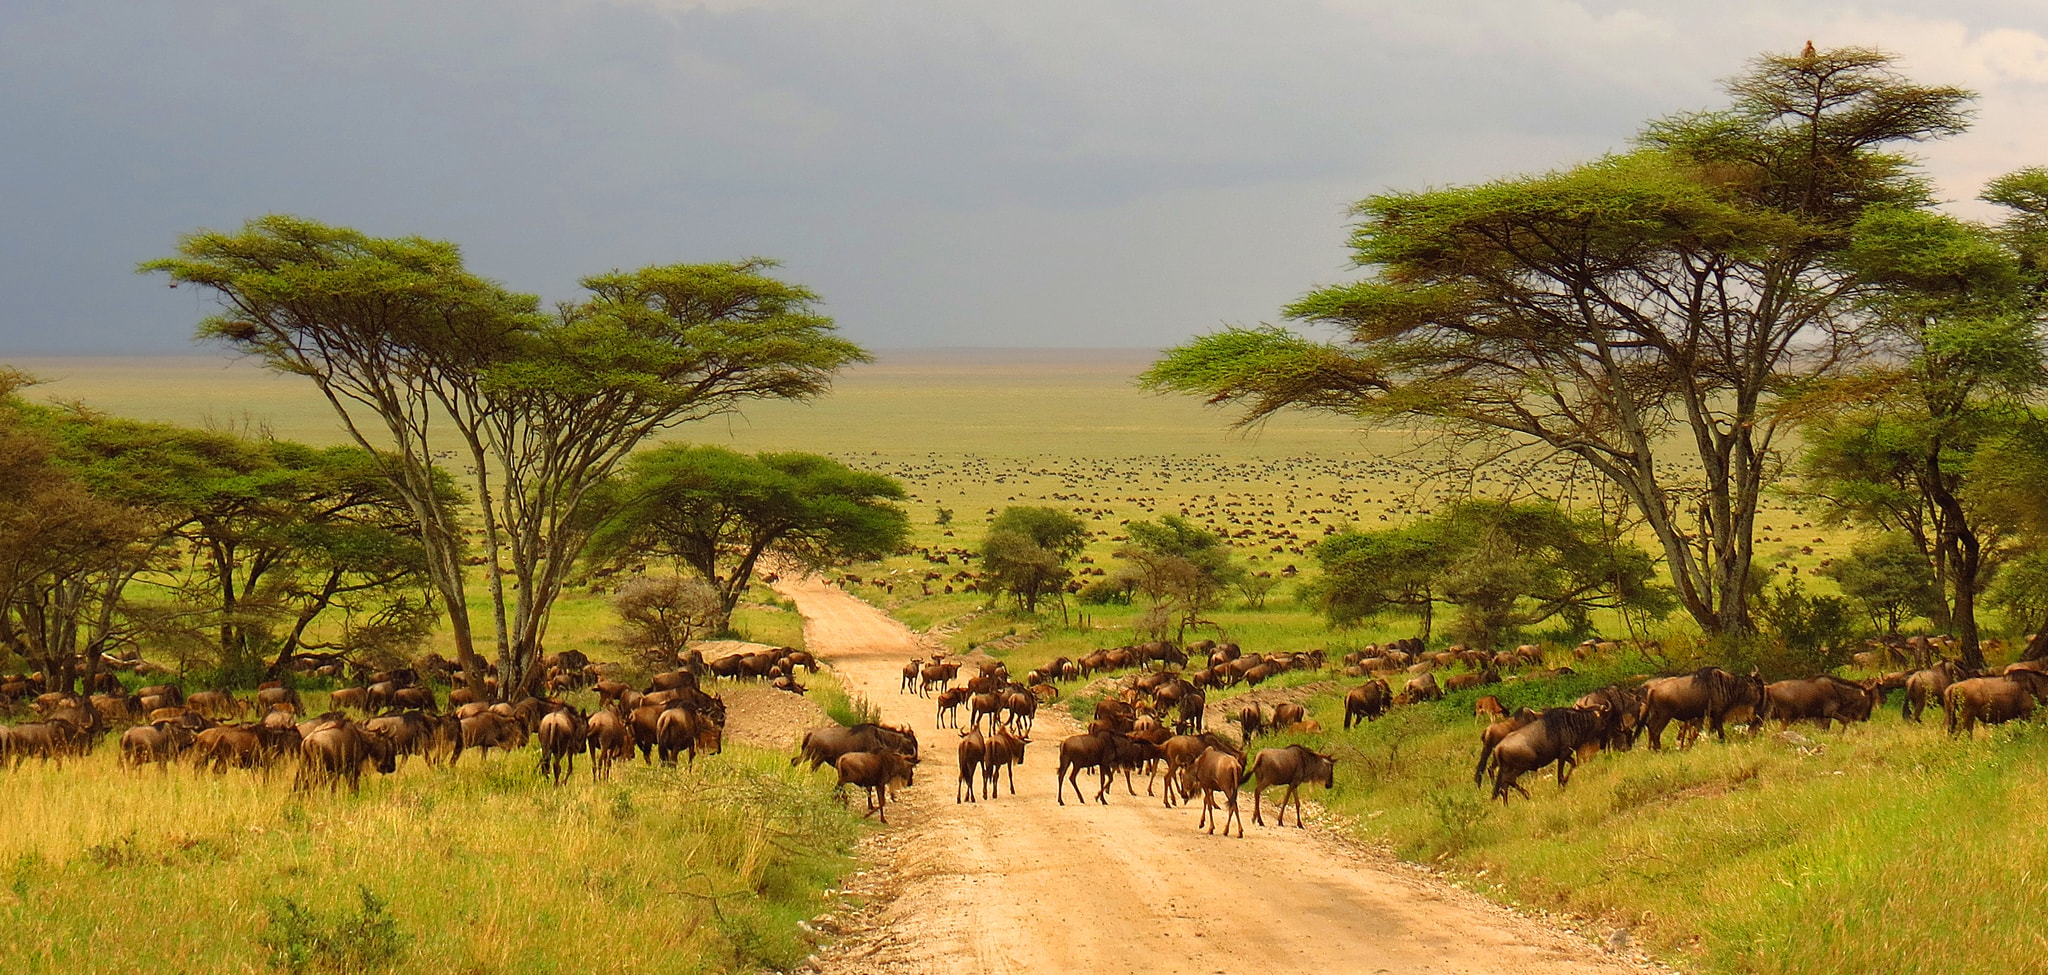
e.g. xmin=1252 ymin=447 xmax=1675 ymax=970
xmin=3 ymin=1 xmax=2045 ymax=355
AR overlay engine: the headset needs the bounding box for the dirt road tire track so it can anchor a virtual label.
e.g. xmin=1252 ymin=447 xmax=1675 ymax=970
xmin=774 ymin=572 xmax=1652 ymax=975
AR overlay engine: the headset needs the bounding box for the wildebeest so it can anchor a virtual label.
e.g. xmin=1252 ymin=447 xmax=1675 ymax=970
xmin=981 ymin=727 xmax=1028 ymax=798
xmin=297 ymin=722 xmax=398 ymax=794
xmin=1472 ymin=707 xmax=1542 ymax=786
xmin=1640 ymin=667 xmax=1763 ymax=750
xmin=1237 ymin=704 xmax=1265 ymax=743
xmin=1055 ymin=730 xmax=1123 ymax=806
xmin=935 ymin=686 xmax=971 ymax=728
xmin=1344 ymin=679 xmax=1393 ymax=729
xmin=1185 ymin=746 xmax=1246 ymax=837
xmin=1397 ymin=672 xmax=1442 ymax=704
xmin=1903 ymin=662 xmax=1967 ymax=722
xmin=586 ymin=707 xmax=633 ymax=779
xmin=119 ymin=720 xmax=194 ymax=770
xmin=452 ymin=711 xmax=528 ymax=764
xmin=1487 ymin=706 xmax=1611 ymax=803
xmin=836 ymin=750 xmax=917 ymax=822
xmin=1946 ymin=670 xmax=2048 ymax=736
xmin=1158 ymin=733 xmax=1239 ymax=807
xmin=1248 ymin=744 xmax=1337 ymax=828
xmin=956 ymin=726 xmax=984 ymax=803
xmin=1270 ymin=702 xmax=1307 ymax=729
xmin=1002 ymin=688 xmax=1038 ymax=735
xmin=655 ymin=706 xmax=721 ymax=766
xmin=794 ymin=723 xmax=919 ymax=772
xmin=1763 ymin=676 xmax=1877 ymax=731
xmin=900 ymin=657 xmax=923 ymax=694
xmin=537 ymin=707 xmax=588 ymax=785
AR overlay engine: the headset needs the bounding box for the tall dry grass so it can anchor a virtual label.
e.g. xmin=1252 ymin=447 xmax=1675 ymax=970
xmin=0 ymin=741 xmax=862 ymax=975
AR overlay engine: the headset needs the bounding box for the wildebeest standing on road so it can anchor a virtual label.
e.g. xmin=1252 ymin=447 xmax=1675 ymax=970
xmin=1186 ymin=746 xmax=1246 ymax=838
xmin=1248 ymin=744 xmax=1337 ymax=828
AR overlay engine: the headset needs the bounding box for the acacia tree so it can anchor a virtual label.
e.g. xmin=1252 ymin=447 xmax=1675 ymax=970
xmin=1313 ymin=499 xmax=1669 ymax=647
xmin=1144 ymin=48 xmax=1973 ymax=638
xmin=980 ymin=506 xmax=1088 ymax=616
xmin=145 ymin=217 xmax=867 ymax=698
xmin=1790 ymin=174 xmax=2048 ymax=667
xmin=590 ymin=445 xmax=908 ymax=630
xmin=1117 ymin=515 xmax=1242 ymax=642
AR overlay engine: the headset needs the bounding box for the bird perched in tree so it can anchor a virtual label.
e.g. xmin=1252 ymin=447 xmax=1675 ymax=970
xmin=1802 ymin=39 xmax=1817 ymax=59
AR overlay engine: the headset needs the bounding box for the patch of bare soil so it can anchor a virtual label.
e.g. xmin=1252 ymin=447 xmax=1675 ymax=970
xmin=773 ymin=573 xmax=1670 ymax=975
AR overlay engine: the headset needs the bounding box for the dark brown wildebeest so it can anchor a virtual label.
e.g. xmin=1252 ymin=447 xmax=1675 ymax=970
xmin=297 ymin=723 xmax=398 ymax=794
xmin=1488 ymin=706 xmax=1611 ymax=803
xmin=391 ymin=686 xmax=435 ymax=711
xmin=1106 ymin=732 xmax=1165 ymax=797
xmin=836 ymin=750 xmax=917 ymax=823
xmin=1640 ymin=667 xmax=1762 ymax=750
xmin=120 ymin=721 xmax=194 ymax=770
xmin=537 ymin=707 xmax=588 ymax=785
xmin=981 ymin=727 xmax=1028 ymax=799
xmin=1903 ymin=662 xmax=1967 ymax=722
xmin=793 ymin=723 xmax=919 ymax=772
xmin=1763 ymin=676 xmax=1878 ymax=731
xmin=1185 ymin=746 xmax=1246 ymax=838
xmin=956 ymin=726 xmax=985 ymax=803
xmin=1572 ymin=684 xmax=1646 ymax=749
xmin=362 ymin=712 xmax=429 ymax=767
xmin=934 ymin=686 xmax=971 ymax=728
xmin=969 ymin=691 xmax=1004 ymax=735
xmin=900 ymin=657 xmax=924 ymax=693
xmin=1092 ymin=698 xmax=1136 ymax=734
xmin=656 ymin=706 xmax=721 ymax=766
xmin=1270 ymin=702 xmax=1307 ymax=729
xmin=1472 ymin=707 xmax=1542 ymax=786
xmin=586 ymin=707 xmax=633 ymax=779
xmin=330 ymin=687 xmax=368 ymax=713
xmin=1946 ymin=670 xmax=2048 ymax=736
xmin=1055 ymin=730 xmax=1122 ymax=806
xmin=1248 ymin=744 xmax=1337 ymax=828
xmin=1158 ymin=733 xmax=1239 ymax=807
xmin=1237 ymin=704 xmax=1265 ymax=743
xmin=918 ymin=660 xmax=961 ymax=697
xmin=1344 ymin=680 xmax=1393 ymax=729
xmin=453 ymin=711 xmax=528 ymax=764
xmin=1397 ymin=672 xmax=1443 ymax=705
xmin=192 ymin=725 xmax=267 ymax=773
xmin=1443 ymin=670 xmax=1500 ymax=693
xmin=1003 ymin=688 xmax=1038 ymax=735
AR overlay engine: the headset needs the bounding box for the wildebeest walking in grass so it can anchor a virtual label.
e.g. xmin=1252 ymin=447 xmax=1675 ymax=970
xmin=1945 ymin=670 xmax=2048 ymax=736
xmin=1487 ymin=706 xmax=1610 ymax=803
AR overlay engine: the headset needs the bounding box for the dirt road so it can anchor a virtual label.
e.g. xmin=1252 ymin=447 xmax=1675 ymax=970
xmin=774 ymin=572 xmax=1648 ymax=975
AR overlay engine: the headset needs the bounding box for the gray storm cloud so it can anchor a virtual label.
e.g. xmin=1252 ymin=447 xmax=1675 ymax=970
xmin=2 ymin=1 xmax=2043 ymax=354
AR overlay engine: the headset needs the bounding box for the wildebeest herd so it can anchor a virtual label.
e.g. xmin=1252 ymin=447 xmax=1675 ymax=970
xmin=875 ymin=633 xmax=2048 ymax=831
xmin=0 ymin=645 xmax=829 ymax=791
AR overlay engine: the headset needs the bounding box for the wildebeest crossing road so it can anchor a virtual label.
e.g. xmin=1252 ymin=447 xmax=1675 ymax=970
xmin=772 ymin=573 xmax=1649 ymax=975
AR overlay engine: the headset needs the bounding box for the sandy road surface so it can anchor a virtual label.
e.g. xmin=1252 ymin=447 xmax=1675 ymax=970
xmin=774 ymin=572 xmax=1649 ymax=975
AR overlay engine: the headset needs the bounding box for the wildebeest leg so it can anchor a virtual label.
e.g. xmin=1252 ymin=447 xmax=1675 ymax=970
xmin=1251 ymin=782 xmax=1265 ymax=826
xmin=1646 ymin=714 xmax=1668 ymax=751
xmin=1225 ymin=784 xmax=1244 ymax=838
xmin=1056 ymin=762 xmax=1069 ymax=805
xmin=1199 ymin=787 xmax=1215 ymax=833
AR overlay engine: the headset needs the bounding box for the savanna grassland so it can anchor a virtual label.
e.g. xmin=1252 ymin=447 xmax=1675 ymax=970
xmin=13 ymin=350 xmax=2042 ymax=975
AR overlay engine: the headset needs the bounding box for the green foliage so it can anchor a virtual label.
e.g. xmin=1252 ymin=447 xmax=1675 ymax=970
xmin=934 ymin=506 xmax=953 ymax=526
xmin=1751 ymin=577 xmax=1857 ymax=676
xmin=593 ymin=444 xmax=908 ymax=626
xmin=1149 ymin=47 xmax=1980 ymax=638
xmin=1312 ymin=499 xmax=1669 ymax=647
xmin=261 ymin=886 xmax=410 ymax=975
xmin=1116 ymin=515 xmax=1243 ymax=640
xmin=1819 ymin=533 xmax=1943 ymax=634
xmin=979 ymin=506 xmax=1088 ymax=615
xmin=1986 ymin=549 xmax=2048 ymax=633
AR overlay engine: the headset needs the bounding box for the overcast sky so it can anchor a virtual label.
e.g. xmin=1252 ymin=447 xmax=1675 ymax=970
xmin=3 ymin=1 xmax=2045 ymax=355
